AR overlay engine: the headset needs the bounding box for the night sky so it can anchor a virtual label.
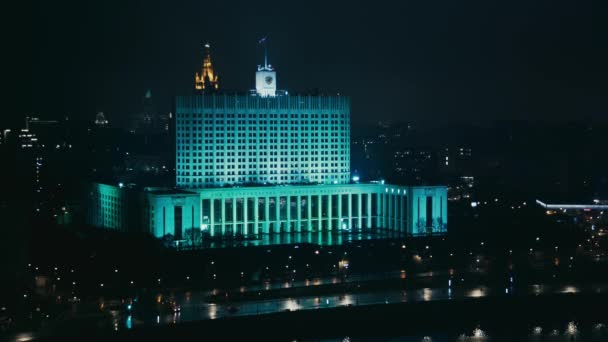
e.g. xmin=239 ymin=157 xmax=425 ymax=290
xmin=7 ymin=0 xmax=608 ymax=127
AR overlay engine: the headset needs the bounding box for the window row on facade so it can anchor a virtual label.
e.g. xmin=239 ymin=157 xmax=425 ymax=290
xmin=177 ymin=173 xmax=351 ymax=186
xmin=178 ymin=113 xmax=347 ymax=119
xmin=177 ymin=133 xmax=348 ymax=138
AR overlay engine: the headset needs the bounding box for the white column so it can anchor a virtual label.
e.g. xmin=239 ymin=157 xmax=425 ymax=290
xmin=400 ymin=193 xmax=405 ymax=233
xmin=209 ymin=198 xmax=215 ymax=237
xmin=243 ymin=197 xmax=248 ymax=236
xmin=296 ymin=195 xmax=301 ymax=233
xmin=254 ymin=196 xmax=259 ymax=235
xmin=220 ymin=198 xmax=226 ymax=235
xmin=392 ymin=194 xmax=396 ymax=230
xmin=417 ymin=194 xmax=426 ymax=235
xmin=389 ymin=193 xmax=393 ymax=230
xmin=286 ymin=195 xmax=291 ymax=233
xmin=317 ymin=194 xmax=322 ymax=231
xmin=383 ymin=193 xmax=388 ymax=228
xmin=366 ymin=193 xmax=372 ymax=229
xmin=275 ymin=195 xmax=280 ymax=233
xmin=394 ymin=193 xmax=398 ymax=230
xmin=348 ymin=193 xmax=353 ymax=229
xmin=433 ymin=194 xmax=440 ymax=233
xmin=376 ymin=193 xmax=381 ymax=228
xmin=357 ymin=193 xmax=362 ymax=230
xmin=307 ymin=194 xmax=312 ymax=231
xmin=327 ymin=194 xmax=332 ymax=231
xmin=200 ymin=198 xmax=204 ymax=231
xmin=232 ymin=197 xmax=237 ymax=236
xmin=441 ymin=193 xmax=448 ymax=232
xmin=337 ymin=193 xmax=343 ymax=230
xmin=264 ymin=196 xmax=270 ymax=234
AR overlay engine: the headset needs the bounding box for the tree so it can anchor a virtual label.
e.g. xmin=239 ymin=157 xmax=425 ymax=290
xmin=416 ymin=219 xmax=426 ymax=235
xmin=184 ymin=228 xmax=202 ymax=248
xmin=161 ymin=234 xmax=174 ymax=248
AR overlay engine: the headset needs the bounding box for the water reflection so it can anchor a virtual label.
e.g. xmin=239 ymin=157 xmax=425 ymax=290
xmin=283 ymin=298 xmax=299 ymax=311
xmin=339 ymin=294 xmax=354 ymax=306
xmin=125 ymin=315 xmax=132 ymax=330
xmin=566 ymin=321 xmax=578 ymax=336
xmin=126 ymin=279 xmax=608 ymax=340
xmin=208 ymin=303 xmax=217 ymax=319
xmin=531 ymin=284 xmax=544 ymax=295
xmin=456 ymin=327 xmax=487 ymax=341
xmin=422 ymin=288 xmax=433 ymax=301
xmin=11 ymin=332 xmax=36 ymax=342
xmin=561 ymin=286 xmax=579 ymax=294
xmin=472 ymin=327 xmax=485 ymax=338
xmin=466 ymin=287 xmax=487 ymax=298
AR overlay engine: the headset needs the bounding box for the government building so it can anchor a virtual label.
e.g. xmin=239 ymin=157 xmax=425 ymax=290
xmin=87 ymin=43 xmax=447 ymax=245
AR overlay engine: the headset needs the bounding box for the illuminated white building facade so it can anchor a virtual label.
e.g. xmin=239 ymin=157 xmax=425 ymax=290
xmin=88 ymin=44 xmax=448 ymax=243
xmin=175 ymin=95 xmax=350 ymax=187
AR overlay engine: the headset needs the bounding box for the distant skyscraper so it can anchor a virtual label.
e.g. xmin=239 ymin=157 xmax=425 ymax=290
xmin=129 ymin=90 xmax=168 ymax=134
xmin=195 ymin=43 xmax=219 ymax=92
xmin=141 ymin=89 xmax=155 ymax=126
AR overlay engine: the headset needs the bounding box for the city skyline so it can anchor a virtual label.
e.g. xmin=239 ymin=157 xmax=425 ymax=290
xmin=6 ymin=0 xmax=607 ymax=129
xmin=3 ymin=2 xmax=608 ymax=339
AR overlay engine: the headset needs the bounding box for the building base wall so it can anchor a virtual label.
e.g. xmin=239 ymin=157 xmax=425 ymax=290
xmin=87 ymin=182 xmax=448 ymax=244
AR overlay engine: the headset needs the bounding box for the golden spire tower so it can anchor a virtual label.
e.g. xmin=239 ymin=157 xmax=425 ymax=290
xmin=195 ymin=43 xmax=219 ymax=91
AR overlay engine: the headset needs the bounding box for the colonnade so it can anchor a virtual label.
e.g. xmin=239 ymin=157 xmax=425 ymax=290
xmin=199 ymin=185 xmax=413 ymax=237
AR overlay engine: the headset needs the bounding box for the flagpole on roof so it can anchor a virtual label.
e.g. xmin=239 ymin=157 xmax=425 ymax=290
xmin=259 ymin=36 xmax=268 ymax=70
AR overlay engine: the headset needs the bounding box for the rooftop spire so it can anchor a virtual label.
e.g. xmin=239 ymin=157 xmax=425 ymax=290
xmin=255 ymin=36 xmax=277 ymax=97
xmin=258 ymin=36 xmax=273 ymax=71
xmin=195 ymin=42 xmax=219 ymax=91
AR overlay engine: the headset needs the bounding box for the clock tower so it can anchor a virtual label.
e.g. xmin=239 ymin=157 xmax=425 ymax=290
xmin=255 ymin=38 xmax=277 ymax=97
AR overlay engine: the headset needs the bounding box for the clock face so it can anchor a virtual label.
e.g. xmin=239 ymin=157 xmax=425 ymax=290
xmin=265 ymin=76 xmax=273 ymax=85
